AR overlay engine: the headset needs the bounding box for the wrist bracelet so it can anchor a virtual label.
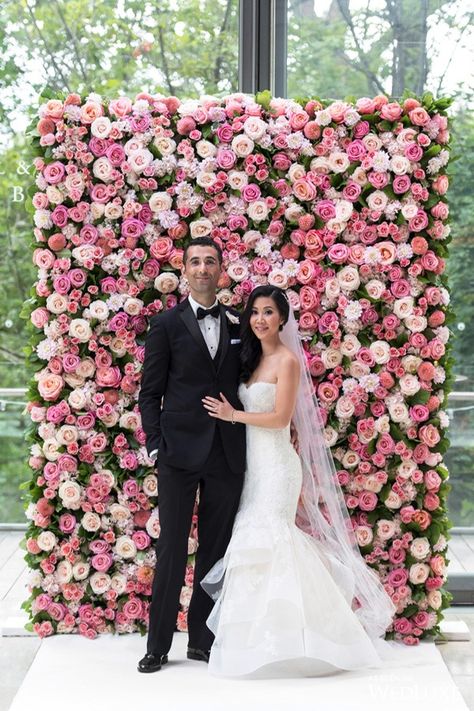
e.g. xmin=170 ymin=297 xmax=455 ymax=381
xmin=231 ymin=409 xmax=236 ymax=425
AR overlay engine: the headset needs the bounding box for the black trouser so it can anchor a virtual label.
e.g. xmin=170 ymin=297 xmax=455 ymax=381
xmin=146 ymin=430 xmax=244 ymax=655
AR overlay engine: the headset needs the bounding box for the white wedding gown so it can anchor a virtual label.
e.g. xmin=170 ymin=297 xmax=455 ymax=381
xmin=202 ymin=382 xmax=390 ymax=678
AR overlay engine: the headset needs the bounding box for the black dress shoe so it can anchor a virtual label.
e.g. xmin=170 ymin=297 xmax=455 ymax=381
xmin=137 ymin=652 xmax=169 ymax=673
xmin=187 ymin=647 xmax=210 ymax=662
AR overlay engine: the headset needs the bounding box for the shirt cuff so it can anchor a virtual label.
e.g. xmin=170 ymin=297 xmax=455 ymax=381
xmin=149 ymin=449 xmax=158 ymax=462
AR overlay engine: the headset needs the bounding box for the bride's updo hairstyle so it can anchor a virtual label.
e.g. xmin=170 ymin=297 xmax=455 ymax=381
xmin=240 ymin=285 xmax=290 ymax=383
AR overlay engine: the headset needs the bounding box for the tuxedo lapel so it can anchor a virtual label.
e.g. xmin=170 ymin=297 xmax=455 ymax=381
xmin=216 ymin=304 xmax=229 ymax=372
xmin=179 ymin=299 xmax=215 ymax=368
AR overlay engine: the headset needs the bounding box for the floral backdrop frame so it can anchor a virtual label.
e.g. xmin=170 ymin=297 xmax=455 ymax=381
xmin=21 ymin=88 xmax=453 ymax=644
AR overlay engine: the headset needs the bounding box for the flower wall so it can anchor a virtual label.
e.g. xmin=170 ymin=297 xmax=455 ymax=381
xmin=22 ymin=89 xmax=453 ymax=644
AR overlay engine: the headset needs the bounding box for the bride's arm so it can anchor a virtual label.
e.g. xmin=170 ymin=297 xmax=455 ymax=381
xmin=202 ymin=356 xmax=300 ymax=429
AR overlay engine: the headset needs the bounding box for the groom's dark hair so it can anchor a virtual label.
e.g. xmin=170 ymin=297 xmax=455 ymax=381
xmin=183 ymin=236 xmax=223 ymax=265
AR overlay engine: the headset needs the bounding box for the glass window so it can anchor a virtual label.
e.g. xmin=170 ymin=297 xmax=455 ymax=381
xmin=286 ymin=0 xmax=474 ymax=528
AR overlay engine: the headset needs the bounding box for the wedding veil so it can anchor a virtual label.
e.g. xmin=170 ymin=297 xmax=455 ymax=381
xmin=280 ymin=307 xmax=396 ymax=640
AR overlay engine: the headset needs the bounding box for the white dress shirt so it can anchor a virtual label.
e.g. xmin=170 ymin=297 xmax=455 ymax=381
xmin=149 ymin=295 xmax=221 ymax=462
xmin=187 ymin=294 xmax=221 ymax=358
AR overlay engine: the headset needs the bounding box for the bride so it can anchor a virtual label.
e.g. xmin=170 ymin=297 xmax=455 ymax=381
xmin=201 ymin=285 xmax=398 ymax=678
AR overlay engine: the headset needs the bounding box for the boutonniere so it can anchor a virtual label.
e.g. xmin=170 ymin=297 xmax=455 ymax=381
xmin=225 ymin=311 xmax=240 ymax=325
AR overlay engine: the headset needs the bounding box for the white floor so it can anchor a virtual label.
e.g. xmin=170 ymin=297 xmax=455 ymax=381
xmin=7 ymin=631 xmax=469 ymax=711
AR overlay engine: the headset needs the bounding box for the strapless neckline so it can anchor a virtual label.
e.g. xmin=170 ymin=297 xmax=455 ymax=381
xmin=243 ymin=381 xmax=277 ymax=390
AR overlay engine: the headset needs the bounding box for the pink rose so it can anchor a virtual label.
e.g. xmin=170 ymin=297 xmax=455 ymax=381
xmin=358 ymin=491 xmax=378 ymax=511
xmin=43 ymin=161 xmax=65 ymax=184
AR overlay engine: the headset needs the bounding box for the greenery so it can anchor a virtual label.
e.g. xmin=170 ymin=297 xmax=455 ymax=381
xmin=0 ymin=0 xmax=473 ymax=523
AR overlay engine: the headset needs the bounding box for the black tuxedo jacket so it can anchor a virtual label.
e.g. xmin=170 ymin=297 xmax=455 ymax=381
xmin=138 ymin=298 xmax=246 ymax=473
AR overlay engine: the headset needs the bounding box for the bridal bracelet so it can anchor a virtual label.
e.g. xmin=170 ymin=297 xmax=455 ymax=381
xmin=231 ymin=409 xmax=236 ymax=425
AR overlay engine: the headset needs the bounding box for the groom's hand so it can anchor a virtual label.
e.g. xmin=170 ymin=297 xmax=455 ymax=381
xmin=202 ymin=392 xmax=233 ymax=422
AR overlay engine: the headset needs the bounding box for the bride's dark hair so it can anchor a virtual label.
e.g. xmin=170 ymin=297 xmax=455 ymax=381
xmin=240 ymin=285 xmax=290 ymax=383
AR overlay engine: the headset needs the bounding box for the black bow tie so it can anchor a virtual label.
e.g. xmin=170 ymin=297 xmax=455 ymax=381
xmin=196 ymin=304 xmax=220 ymax=320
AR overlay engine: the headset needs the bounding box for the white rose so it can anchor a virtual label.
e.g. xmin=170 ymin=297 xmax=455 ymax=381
xmin=149 ymin=191 xmax=173 ymax=212
xmin=376 ymin=519 xmax=396 ymax=540
xmin=366 ymin=190 xmax=388 ymax=211
xmin=410 ymin=537 xmax=431 ymax=560
xmin=81 ymin=511 xmax=101 ymax=532
xmin=369 ymin=340 xmax=390 ymax=364
xmin=427 ymin=590 xmax=442 ymax=610
xmin=37 ymin=531 xmax=57 ymax=551
xmin=46 ymin=185 xmax=63 ymax=204
xmin=73 ymin=560 xmax=90 ymax=580
xmin=340 ymin=334 xmax=361 ymax=357
xmin=195 ymin=140 xmax=217 ymax=158
xmin=56 ymin=560 xmax=73 ymax=584
xmin=89 ymin=300 xmax=109 ymax=321
xmin=119 ymin=411 xmax=140 ymax=431
xmin=327 ymin=151 xmax=350 ymax=173
xmin=114 ymin=535 xmax=137 ymax=559
xmin=217 ymin=289 xmax=234 ymax=306
xmin=310 ymin=156 xmax=330 ymax=173
xmin=287 ymin=163 xmax=306 ymax=182
xmin=388 ymin=401 xmax=409 ymax=423
xmin=365 ymin=279 xmax=385 ymax=300
xmin=64 ymin=372 xmax=85 ymax=389
xmin=409 ymin=563 xmax=430 ymax=584
xmin=154 ymin=272 xmax=179 ymax=293
xmin=58 ymin=480 xmax=82 ymax=509
xmin=399 ymin=374 xmax=421 ymax=396
xmin=284 ymin=204 xmax=305 ymax=222
xmin=69 ymin=318 xmax=92 ymax=342
xmin=104 ymin=202 xmax=123 ymax=220
xmin=325 ymin=277 xmax=341 ymax=301
xmin=335 ymin=396 xmax=355 ymax=419
xmin=109 ymin=503 xmax=131 ymax=522
xmin=363 ymin=133 xmax=382 ymax=151
xmin=401 ymin=201 xmax=418 ymax=219
xmin=196 ymin=171 xmax=217 ymax=189
xmin=146 ymin=515 xmax=161 ymax=538
xmin=365 ymin=475 xmax=383 ymax=493
xmin=123 ymin=297 xmax=143 ymax=316
xmin=190 ymin=218 xmax=213 ymax=238
xmin=342 ymin=450 xmax=359 ymax=468
xmin=397 ymin=459 xmax=417 ymax=479
xmin=92 ymin=156 xmax=113 ymax=183
xmin=324 ymin=426 xmax=338 ymax=447
xmin=247 ymin=199 xmax=269 ymax=222
xmin=227 ymin=170 xmax=248 ymax=190
xmin=46 ymin=293 xmax=68 ymax=314
xmin=227 ymin=262 xmax=249 ymax=282
xmin=243 ymin=116 xmax=267 ymax=140
xmin=355 ymin=526 xmax=373 ymax=547
xmin=90 ymin=572 xmax=112 ymax=594
xmin=267 ymin=269 xmax=288 ymax=289
xmin=349 ymin=361 xmax=370 ymax=378
xmin=393 ymin=296 xmax=414 ymax=319
xmin=337 ymin=266 xmax=360 ymax=291
xmin=231 ymin=134 xmax=255 ymax=157
xmin=404 ymin=314 xmax=427 ymax=333
xmin=68 ymin=389 xmax=87 ymax=410
xmin=335 ymin=200 xmax=353 ymax=221
xmin=153 ymin=136 xmax=176 ymax=155
xmin=321 ymin=348 xmax=343 ymax=369
xmin=56 ymin=425 xmax=78 ymax=446
xmin=401 ymin=355 xmax=422 ymax=373
xmin=128 ymin=148 xmax=153 ymax=174
xmin=374 ymin=414 xmax=390 ymax=434
xmin=326 ymin=219 xmax=345 ymax=234
xmin=384 ymin=491 xmax=402 ymax=509
xmin=142 ymin=474 xmax=158 ymax=497
xmin=42 ymin=438 xmax=61 ymax=461
xmin=109 ymin=337 xmax=127 ymax=357
xmin=91 ymin=116 xmax=112 ymax=138
xmin=390 ymin=155 xmax=410 ymax=175
xmin=111 ymin=573 xmax=127 ymax=594
xmin=90 ymin=202 xmax=105 ymax=220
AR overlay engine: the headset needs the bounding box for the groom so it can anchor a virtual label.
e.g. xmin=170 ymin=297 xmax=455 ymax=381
xmin=137 ymin=236 xmax=246 ymax=673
